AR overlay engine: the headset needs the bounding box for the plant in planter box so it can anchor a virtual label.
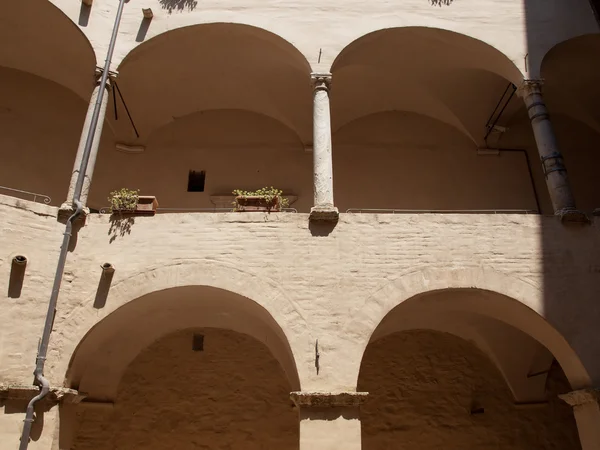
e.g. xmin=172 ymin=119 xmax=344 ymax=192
xmin=232 ymin=187 xmax=289 ymax=212
xmin=108 ymin=188 xmax=158 ymax=215
xmin=108 ymin=188 xmax=139 ymax=212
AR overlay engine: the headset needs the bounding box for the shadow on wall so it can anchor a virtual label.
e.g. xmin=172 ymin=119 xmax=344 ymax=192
xmin=159 ymin=0 xmax=198 ymax=13
xmin=527 ymin=0 xmax=600 ymax=396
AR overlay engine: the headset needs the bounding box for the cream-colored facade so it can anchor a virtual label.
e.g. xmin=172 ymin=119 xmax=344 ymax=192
xmin=1 ymin=0 xmax=600 ymax=449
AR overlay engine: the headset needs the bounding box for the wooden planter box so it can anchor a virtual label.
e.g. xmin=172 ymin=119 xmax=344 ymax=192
xmin=235 ymin=195 xmax=280 ymax=212
xmin=112 ymin=196 xmax=158 ymax=216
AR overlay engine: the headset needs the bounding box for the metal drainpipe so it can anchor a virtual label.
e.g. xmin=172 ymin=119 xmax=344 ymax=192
xmin=18 ymin=0 xmax=127 ymax=448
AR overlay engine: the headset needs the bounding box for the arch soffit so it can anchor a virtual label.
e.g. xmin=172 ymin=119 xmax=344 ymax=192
xmin=332 ymin=110 xmax=476 ymax=149
xmin=58 ymin=261 xmax=310 ymax=391
xmin=344 ymin=267 xmax=591 ymax=390
xmin=540 ymin=34 xmax=600 ymax=76
xmin=114 ymin=23 xmax=312 ymax=143
xmin=540 ymin=34 xmax=600 ymax=135
xmin=330 ymin=26 xmax=524 ymax=85
xmin=2 ymin=0 xmax=96 ymax=101
xmin=330 ymin=67 xmax=476 ymax=144
xmin=113 ymin=20 xmax=312 ymax=72
xmin=146 ymin=108 xmax=306 ymax=150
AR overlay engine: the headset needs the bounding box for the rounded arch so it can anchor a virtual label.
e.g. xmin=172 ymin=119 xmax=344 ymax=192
xmin=541 ymin=34 xmax=600 ymax=135
xmin=57 ymin=261 xmax=311 ymax=398
xmin=0 ymin=0 xmax=96 ymax=100
xmin=345 ymin=267 xmax=591 ymax=394
xmin=118 ymin=22 xmax=310 ymax=75
xmin=113 ymin=23 xmax=312 ymax=144
xmin=331 ymin=27 xmax=523 ymax=85
xmin=329 ymin=27 xmax=524 ymax=149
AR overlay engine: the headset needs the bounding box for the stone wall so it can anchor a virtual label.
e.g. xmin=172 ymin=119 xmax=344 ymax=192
xmin=1 ymin=195 xmax=600 ymax=388
xmin=71 ymin=328 xmax=298 ymax=449
xmin=1 ymin=195 xmax=599 ymax=448
xmin=360 ymin=330 xmax=580 ymax=449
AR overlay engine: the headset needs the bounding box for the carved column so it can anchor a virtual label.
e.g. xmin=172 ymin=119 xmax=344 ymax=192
xmin=291 ymin=391 xmax=367 ymax=450
xmin=60 ymin=69 xmax=114 ymax=214
xmin=310 ymin=73 xmax=339 ymax=221
xmin=518 ymin=80 xmax=586 ymax=222
xmin=560 ymin=388 xmax=600 ymax=449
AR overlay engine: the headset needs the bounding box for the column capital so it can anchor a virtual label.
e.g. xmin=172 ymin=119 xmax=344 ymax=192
xmin=560 ymin=388 xmax=600 ymax=407
xmin=290 ymin=391 xmax=368 ymax=408
xmin=311 ymin=72 xmax=332 ymax=91
xmin=94 ymin=67 xmax=118 ymax=87
xmin=517 ymin=79 xmax=544 ymax=98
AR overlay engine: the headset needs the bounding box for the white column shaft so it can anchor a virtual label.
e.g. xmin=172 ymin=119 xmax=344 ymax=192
xmin=310 ymin=73 xmax=338 ymax=220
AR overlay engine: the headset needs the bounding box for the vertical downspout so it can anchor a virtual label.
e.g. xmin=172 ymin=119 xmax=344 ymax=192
xmin=18 ymin=1 xmax=127 ymax=448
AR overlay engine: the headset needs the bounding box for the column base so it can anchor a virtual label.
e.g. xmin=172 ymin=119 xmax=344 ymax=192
xmin=310 ymin=206 xmax=339 ymax=222
xmin=556 ymin=208 xmax=590 ymax=224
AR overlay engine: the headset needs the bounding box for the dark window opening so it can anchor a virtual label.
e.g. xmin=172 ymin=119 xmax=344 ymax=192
xmin=192 ymin=334 xmax=204 ymax=351
xmin=187 ymin=170 xmax=206 ymax=192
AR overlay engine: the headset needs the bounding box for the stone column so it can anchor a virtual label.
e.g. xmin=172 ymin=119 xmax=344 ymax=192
xmin=560 ymin=388 xmax=600 ymax=450
xmin=518 ymin=80 xmax=586 ymax=222
xmin=310 ymin=73 xmax=339 ymax=221
xmin=60 ymin=69 xmax=113 ymax=214
xmin=291 ymin=391 xmax=367 ymax=450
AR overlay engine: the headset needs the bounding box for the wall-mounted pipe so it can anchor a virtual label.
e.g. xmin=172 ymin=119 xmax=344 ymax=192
xmin=18 ymin=1 xmax=127 ymax=448
xmin=8 ymin=255 xmax=27 ymax=298
xmin=94 ymin=263 xmax=115 ymax=309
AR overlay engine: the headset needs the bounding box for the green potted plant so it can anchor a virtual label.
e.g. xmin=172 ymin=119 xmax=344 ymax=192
xmin=108 ymin=188 xmax=158 ymax=216
xmin=232 ymin=187 xmax=289 ymax=212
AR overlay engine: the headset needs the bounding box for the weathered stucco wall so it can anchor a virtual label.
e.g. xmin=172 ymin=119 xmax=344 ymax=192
xmin=46 ymin=0 xmax=599 ymax=77
xmin=360 ymin=330 xmax=580 ymax=449
xmin=1 ymin=194 xmax=600 ymax=391
xmin=70 ymin=328 xmax=298 ymax=449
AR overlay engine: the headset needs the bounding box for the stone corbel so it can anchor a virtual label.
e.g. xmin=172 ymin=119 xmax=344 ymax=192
xmin=290 ymin=391 xmax=369 ymax=409
xmin=0 ymin=384 xmax=82 ymax=407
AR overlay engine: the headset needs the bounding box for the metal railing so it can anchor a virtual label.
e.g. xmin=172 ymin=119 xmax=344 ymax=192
xmin=346 ymin=208 xmax=538 ymax=214
xmin=98 ymin=207 xmax=298 ymax=214
xmin=0 ymin=185 xmax=51 ymax=204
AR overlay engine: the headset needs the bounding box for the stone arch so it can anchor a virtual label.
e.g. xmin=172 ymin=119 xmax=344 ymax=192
xmin=112 ymin=22 xmax=312 ymax=144
xmin=56 ymin=261 xmax=310 ymax=397
xmin=331 ymin=26 xmax=523 ymax=83
xmin=1 ymin=0 xmax=96 ymax=100
xmin=541 ymin=34 xmax=600 ymax=135
xmin=345 ymin=267 xmax=591 ymax=396
xmin=329 ymin=27 xmax=524 ymax=146
xmin=327 ymin=27 xmax=535 ymax=213
xmin=539 ymin=34 xmax=600 ymax=211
